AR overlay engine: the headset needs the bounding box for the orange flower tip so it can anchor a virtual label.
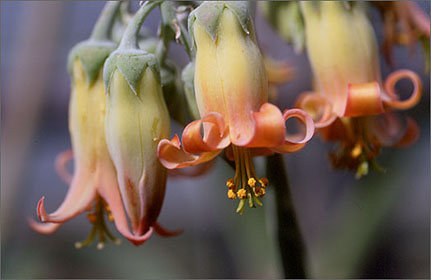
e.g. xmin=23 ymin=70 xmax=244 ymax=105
xmin=153 ymin=222 xmax=183 ymax=237
xmin=127 ymin=227 xmax=154 ymax=246
xmin=247 ymin=178 xmax=256 ymax=187
xmin=237 ymin=189 xmax=247 ymax=200
xmin=37 ymin=196 xmax=48 ymax=222
xmin=227 ymin=189 xmax=237 ymax=200
xmin=28 ymin=218 xmax=62 ymax=235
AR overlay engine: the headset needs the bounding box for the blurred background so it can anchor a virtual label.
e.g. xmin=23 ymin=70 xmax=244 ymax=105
xmin=1 ymin=1 xmax=429 ymax=278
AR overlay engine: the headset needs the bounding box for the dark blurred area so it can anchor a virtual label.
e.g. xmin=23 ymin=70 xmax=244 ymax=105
xmin=1 ymin=1 xmax=429 ymax=278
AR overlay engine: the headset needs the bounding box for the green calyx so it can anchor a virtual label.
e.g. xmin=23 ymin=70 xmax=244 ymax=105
xmin=188 ymin=1 xmax=251 ymax=45
xmin=104 ymin=49 xmax=160 ymax=96
xmin=67 ymin=1 xmax=121 ymax=86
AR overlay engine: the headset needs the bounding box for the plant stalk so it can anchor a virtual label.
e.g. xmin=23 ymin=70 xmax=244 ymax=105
xmin=266 ymin=154 xmax=307 ymax=278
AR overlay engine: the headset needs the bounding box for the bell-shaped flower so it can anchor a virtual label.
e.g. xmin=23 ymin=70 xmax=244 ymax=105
xmin=157 ymin=2 xmax=314 ymax=213
xmin=296 ymin=2 xmax=422 ymax=177
xmin=103 ymin=1 xmax=179 ymax=239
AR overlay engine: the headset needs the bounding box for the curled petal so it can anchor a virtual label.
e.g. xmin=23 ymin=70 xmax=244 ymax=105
xmin=158 ymin=134 xmax=222 ymax=169
xmin=245 ymin=103 xmax=286 ymax=148
xmin=272 ymin=109 xmax=315 ymax=153
xmin=296 ymin=93 xmax=337 ymax=128
xmin=395 ymin=117 xmax=420 ymax=148
xmin=182 ymin=112 xmax=230 ymax=154
xmin=344 ymin=82 xmax=384 ymax=117
xmin=370 ymin=113 xmax=406 ymax=147
xmin=28 ymin=218 xmax=62 ymax=235
xmin=98 ymin=169 xmax=154 ymax=246
xmin=153 ymin=222 xmax=183 ymax=237
xmin=37 ymin=171 xmax=97 ymax=223
xmin=383 ymin=70 xmax=422 ymax=110
xmin=55 ymin=149 xmax=73 ymax=184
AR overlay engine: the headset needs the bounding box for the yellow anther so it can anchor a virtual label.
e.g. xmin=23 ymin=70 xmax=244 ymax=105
xmin=87 ymin=213 xmax=97 ymax=224
xmin=259 ymin=177 xmax=269 ymax=187
xmin=105 ymin=205 xmax=111 ymax=212
xmin=237 ymin=188 xmax=247 ymax=199
xmin=226 ymin=178 xmax=235 ymax=189
xmin=248 ymin=177 xmax=256 ymax=187
xmin=254 ymin=187 xmax=266 ymax=198
xmin=351 ymin=143 xmax=362 ymax=158
xmin=227 ymin=189 xmax=237 ymax=200
xmin=108 ymin=213 xmax=114 ymax=222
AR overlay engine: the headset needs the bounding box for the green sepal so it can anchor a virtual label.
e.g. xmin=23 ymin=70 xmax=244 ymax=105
xmin=188 ymin=1 xmax=250 ymax=47
xmin=104 ymin=49 xmax=160 ymax=96
xmin=67 ymin=40 xmax=116 ymax=86
xmin=181 ymin=62 xmax=200 ymax=120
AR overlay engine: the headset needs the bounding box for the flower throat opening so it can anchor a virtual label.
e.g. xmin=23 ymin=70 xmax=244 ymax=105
xmin=226 ymin=145 xmax=268 ymax=214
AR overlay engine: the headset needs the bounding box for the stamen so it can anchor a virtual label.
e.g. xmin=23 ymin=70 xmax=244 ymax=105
xmin=227 ymin=189 xmax=237 ymax=200
xmin=248 ymin=178 xmax=256 ymax=187
xmin=259 ymin=177 xmax=269 ymax=187
xmin=351 ymin=143 xmax=362 ymax=158
xmin=253 ymin=187 xmax=265 ymax=198
xmin=75 ymin=195 xmax=120 ymax=249
xmin=226 ymin=178 xmax=235 ymax=189
xmin=237 ymin=188 xmax=247 ymax=199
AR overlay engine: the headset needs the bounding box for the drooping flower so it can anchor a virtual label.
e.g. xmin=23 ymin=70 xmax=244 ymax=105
xmin=373 ymin=1 xmax=430 ymax=68
xmin=103 ymin=1 xmax=180 ymax=239
xmin=30 ymin=2 xmax=164 ymax=247
xmin=296 ymin=2 xmax=422 ymax=177
xmin=157 ymin=2 xmax=314 ymax=213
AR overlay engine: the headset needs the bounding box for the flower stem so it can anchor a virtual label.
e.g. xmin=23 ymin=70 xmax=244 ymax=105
xmin=90 ymin=1 xmax=122 ymax=41
xmin=266 ymin=154 xmax=307 ymax=278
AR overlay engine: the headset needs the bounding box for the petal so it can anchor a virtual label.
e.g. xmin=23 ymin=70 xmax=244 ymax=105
xmin=369 ymin=113 xmax=406 ymax=147
xmin=296 ymin=92 xmax=337 ymax=128
xmin=264 ymin=56 xmax=294 ymax=85
xmin=168 ymin=160 xmax=215 ymax=177
xmin=245 ymin=103 xmax=285 ymax=148
xmin=182 ymin=112 xmax=230 ymax=154
xmin=395 ymin=117 xmax=420 ymax=148
xmin=28 ymin=218 xmax=62 ymax=235
xmin=97 ymin=167 xmax=154 ymax=246
xmin=318 ymin=117 xmax=351 ymax=143
xmin=153 ymin=222 xmax=183 ymax=237
xmin=343 ymin=82 xmax=384 ymax=117
xmin=37 ymin=169 xmax=97 ymax=223
xmin=272 ymin=109 xmax=315 ymax=153
xmin=158 ymin=134 xmax=223 ymax=169
xmin=383 ymin=70 xmax=422 ymax=110
xmin=55 ymin=149 xmax=73 ymax=184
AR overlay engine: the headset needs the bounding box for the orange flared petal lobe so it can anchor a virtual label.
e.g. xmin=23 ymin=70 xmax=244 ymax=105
xmin=153 ymin=222 xmax=183 ymax=237
xmin=245 ymin=103 xmax=285 ymax=148
xmin=395 ymin=117 xmax=420 ymax=148
xmin=182 ymin=112 xmax=230 ymax=154
xmin=272 ymin=109 xmax=315 ymax=153
xmin=55 ymin=149 xmax=73 ymax=184
xmin=28 ymin=219 xmax=62 ymax=235
xmin=296 ymin=92 xmax=337 ymax=128
xmin=37 ymin=170 xmax=97 ymax=223
xmin=168 ymin=160 xmax=215 ymax=177
xmin=157 ymin=134 xmax=222 ymax=169
xmin=383 ymin=70 xmax=422 ymax=110
xmin=344 ymin=82 xmax=384 ymax=117
xmin=97 ymin=170 xmax=154 ymax=246
xmin=369 ymin=113 xmax=407 ymax=147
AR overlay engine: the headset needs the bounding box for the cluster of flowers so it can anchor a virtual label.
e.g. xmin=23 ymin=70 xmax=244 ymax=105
xmin=30 ymin=1 xmax=428 ymax=248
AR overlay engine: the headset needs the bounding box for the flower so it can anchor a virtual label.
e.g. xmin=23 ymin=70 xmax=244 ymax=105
xmin=31 ymin=60 xmax=154 ymax=248
xmin=374 ymin=1 xmax=430 ymax=67
xmin=157 ymin=2 xmax=314 ymax=213
xmin=104 ymin=58 xmax=175 ymax=238
xmin=296 ymin=2 xmax=422 ymax=177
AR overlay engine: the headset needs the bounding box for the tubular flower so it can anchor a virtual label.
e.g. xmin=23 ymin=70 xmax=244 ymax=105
xmin=157 ymin=2 xmax=314 ymax=213
xmin=373 ymin=1 xmax=430 ymax=67
xmin=103 ymin=1 xmax=180 ymax=241
xmin=296 ymin=2 xmax=422 ymax=177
